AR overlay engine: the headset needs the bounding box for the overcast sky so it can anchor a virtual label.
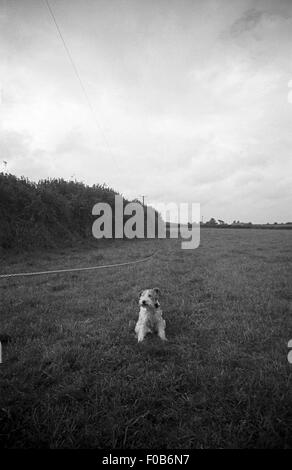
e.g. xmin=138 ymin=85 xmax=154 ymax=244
xmin=1 ymin=0 xmax=292 ymax=223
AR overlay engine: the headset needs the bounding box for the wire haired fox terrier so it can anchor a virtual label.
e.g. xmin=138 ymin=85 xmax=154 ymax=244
xmin=135 ymin=288 xmax=167 ymax=343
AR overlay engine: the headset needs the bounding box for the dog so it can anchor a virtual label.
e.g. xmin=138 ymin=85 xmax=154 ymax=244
xmin=134 ymin=288 xmax=167 ymax=342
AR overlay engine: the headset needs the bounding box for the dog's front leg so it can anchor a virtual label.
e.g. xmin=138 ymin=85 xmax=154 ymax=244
xmin=135 ymin=309 xmax=149 ymax=343
xmin=135 ymin=322 xmax=147 ymax=342
xmin=137 ymin=327 xmax=147 ymax=343
xmin=157 ymin=318 xmax=167 ymax=341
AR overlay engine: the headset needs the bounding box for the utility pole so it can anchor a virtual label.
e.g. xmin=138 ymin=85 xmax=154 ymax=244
xmin=138 ymin=195 xmax=147 ymax=207
xmin=3 ymin=161 xmax=7 ymax=174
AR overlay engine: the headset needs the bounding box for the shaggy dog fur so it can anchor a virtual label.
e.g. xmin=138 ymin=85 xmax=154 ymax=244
xmin=134 ymin=288 xmax=167 ymax=342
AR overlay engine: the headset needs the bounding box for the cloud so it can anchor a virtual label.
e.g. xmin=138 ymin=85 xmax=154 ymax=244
xmin=229 ymin=8 xmax=264 ymax=36
xmin=1 ymin=0 xmax=292 ymax=222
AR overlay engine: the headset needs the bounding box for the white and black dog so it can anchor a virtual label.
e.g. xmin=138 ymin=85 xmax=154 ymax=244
xmin=135 ymin=288 xmax=167 ymax=342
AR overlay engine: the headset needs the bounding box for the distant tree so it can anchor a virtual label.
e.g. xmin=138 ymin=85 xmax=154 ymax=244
xmin=205 ymin=217 xmax=217 ymax=226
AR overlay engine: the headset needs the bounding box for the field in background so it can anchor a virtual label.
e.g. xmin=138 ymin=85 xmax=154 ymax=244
xmin=0 ymin=229 xmax=291 ymax=448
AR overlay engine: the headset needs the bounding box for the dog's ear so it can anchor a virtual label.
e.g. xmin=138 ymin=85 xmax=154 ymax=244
xmin=153 ymin=288 xmax=161 ymax=296
xmin=139 ymin=290 xmax=144 ymax=298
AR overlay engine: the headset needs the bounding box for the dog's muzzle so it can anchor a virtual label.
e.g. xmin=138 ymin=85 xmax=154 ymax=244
xmin=140 ymin=300 xmax=159 ymax=308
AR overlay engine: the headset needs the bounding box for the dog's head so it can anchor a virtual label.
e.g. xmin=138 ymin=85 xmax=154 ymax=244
xmin=139 ymin=288 xmax=161 ymax=309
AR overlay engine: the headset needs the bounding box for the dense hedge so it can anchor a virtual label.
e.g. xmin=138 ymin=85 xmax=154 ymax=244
xmin=0 ymin=174 xmax=158 ymax=250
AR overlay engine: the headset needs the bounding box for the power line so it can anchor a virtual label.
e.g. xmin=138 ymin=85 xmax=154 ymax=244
xmin=44 ymin=0 xmax=119 ymax=171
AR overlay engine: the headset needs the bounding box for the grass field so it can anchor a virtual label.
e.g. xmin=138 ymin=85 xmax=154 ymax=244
xmin=0 ymin=229 xmax=291 ymax=448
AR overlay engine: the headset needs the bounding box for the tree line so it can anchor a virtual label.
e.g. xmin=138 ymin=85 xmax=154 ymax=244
xmin=0 ymin=174 xmax=160 ymax=251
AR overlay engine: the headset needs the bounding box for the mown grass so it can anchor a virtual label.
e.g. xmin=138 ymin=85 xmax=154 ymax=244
xmin=0 ymin=229 xmax=291 ymax=448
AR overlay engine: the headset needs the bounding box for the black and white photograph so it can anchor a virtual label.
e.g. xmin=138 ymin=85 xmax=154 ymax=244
xmin=0 ymin=0 xmax=291 ymax=452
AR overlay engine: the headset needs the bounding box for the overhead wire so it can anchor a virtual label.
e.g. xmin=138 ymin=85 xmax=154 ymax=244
xmin=44 ymin=0 xmax=120 ymax=174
